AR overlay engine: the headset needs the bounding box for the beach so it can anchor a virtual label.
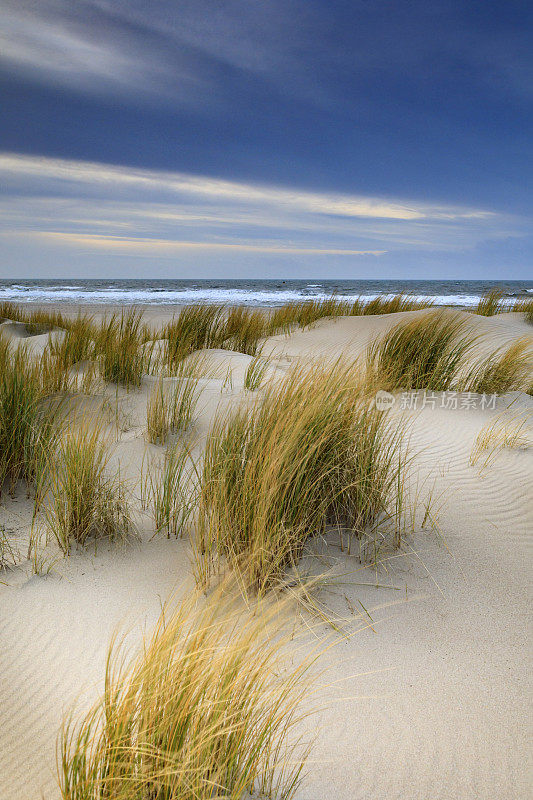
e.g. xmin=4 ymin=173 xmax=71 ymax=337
xmin=0 ymin=299 xmax=531 ymax=800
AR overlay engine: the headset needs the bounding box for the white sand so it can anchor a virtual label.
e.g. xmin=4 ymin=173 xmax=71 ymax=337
xmin=0 ymin=307 xmax=531 ymax=799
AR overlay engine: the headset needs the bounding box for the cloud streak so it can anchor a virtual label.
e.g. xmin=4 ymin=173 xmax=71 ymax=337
xmin=13 ymin=231 xmax=384 ymax=256
xmin=0 ymin=153 xmax=494 ymax=223
xmin=0 ymin=152 xmax=527 ymax=276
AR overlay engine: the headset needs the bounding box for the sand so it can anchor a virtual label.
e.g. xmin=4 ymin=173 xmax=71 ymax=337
xmin=0 ymin=306 xmax=531 ymax=799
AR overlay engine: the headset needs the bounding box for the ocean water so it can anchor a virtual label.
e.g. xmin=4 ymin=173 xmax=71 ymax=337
xmin=0 ymin=279 xmax=531 ymax=308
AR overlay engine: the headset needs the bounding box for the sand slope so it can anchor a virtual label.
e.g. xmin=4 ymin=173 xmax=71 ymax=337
xmin=0 ymin=309 xmax=531 ymax=800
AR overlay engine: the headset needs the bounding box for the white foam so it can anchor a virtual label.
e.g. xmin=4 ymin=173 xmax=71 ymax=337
xmin=0 ymin=286 xmax=526 ymax=307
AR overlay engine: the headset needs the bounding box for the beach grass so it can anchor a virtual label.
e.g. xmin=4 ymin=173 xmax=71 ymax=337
xmin=146 ymin=359 xmax=202 ymax=444
xmin=141 ymin=443 xmax=195 ymax=538
xmin=168 ymin=361 xmax=203 ymax=434
xmin=470 ymin=412 xmax=531 ymax=469
xmin=146 ymin=378 xmax=169 ymax=444
xmin=360 ymin=293 xmax=431 ymax=315
xmin=475 ymin=289 xmax=505 ymax=316
xmin=366 ymin=310 xmax=476 ymax=391
xmin=196 ymin=360 xmax=406 ymax=593
xmin=0 ymin=343 xmax=63 ymax=499
xmin=267 ymin=293 xmax=432 ymax=335
xmin=460 ymin=338 xmax=533 ymax=394
xmin=59 ymin=580 xmax=313 ymax=800
xmin=163 ymin=304 xmax=226 ymax=370
xmin=244 ymin=353 xmax=268 ymax=390
xmin=512 ymin=297 xmax=533 ymax=323
xmin=34 ymin=417 xmax=132 ymax=554
xmin=95 ymin=308 xmax=146 ymax=388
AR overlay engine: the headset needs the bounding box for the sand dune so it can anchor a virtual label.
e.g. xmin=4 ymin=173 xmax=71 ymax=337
xmin=0 ymin=306 xmax=531 ymax=800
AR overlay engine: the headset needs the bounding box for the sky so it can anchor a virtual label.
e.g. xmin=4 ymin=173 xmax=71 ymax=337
xmin=0 ymin=0 xmax=531 ymax=279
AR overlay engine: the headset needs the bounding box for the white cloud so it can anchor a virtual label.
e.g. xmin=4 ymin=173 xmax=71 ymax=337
xmin=0 ymin=152 xmax=524 ymax=264
xmin=0 ymin=153 xmax=494 ymax=223
xmin=12 ymin=231 xmax=384 ymax=256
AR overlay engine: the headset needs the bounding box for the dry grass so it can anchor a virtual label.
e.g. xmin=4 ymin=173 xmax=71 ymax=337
xmin=361 ymin=293 xmax=431 ymax=315
xmin=34 ymin=417 xmax=133 ymax=555
xmin=163 ymin=304 xmax=226 ymax=371
xmin=146 ymin=360 xmax=202 ymax=444
xmin=168 ymin=363 xmax=203 ymax=434
xmin=223 ymin=306 xmax=267 ymax=354
xmin=95 ymin=309 xmax=147 ymax=387
xmin=513 ymin=297 xmax=533 ymax=323
xmin=460 ymin=338 xmax=533 ymax=394
xmin=267 ymin=293 xmax=432 ymax=336
xmin=146 ymin=379 xmax=169 ymax=444
xmin=196 ymin=360 xmax=406 ymax=594
xmin=141 ymin=444 xmax=196 ymax=538
xmin=470 ymin=413 xmax=531 ymax=470
xmin=0 ymin=342 xmax=64 ymax=499
xmin=0 ymin=525 xmax=19 ymax=570
xmin=59 ymin=580 xmax=313 ymax=800
xmin=475 ymin=289 xmax=505 ymax=316
xmin=366 ymin=311 xmax=476 ymax=391
xmin=244 ymin=353 xmax=268 ymax=391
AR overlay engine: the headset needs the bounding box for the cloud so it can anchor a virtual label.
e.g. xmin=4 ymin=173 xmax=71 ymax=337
xmin=0 ymin=153 xmax=494 ymax=223
xmin=0 ymin=152 xmax=526 ymax=271
xmin=13 ymin=231 xmax=384 ymax=256
xmin=1 ymin=0 xmax=529 ymax=108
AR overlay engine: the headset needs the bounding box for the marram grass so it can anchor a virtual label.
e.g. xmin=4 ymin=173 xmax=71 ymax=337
xmin=196 ymin=360 xmax=407 ymax=594
xmin=95 ymin=308 xmax=147 ymax=388
xmin=146 ymin=379 xmax=170 ymax=445
xmin=146 ymin=360 xmax=203 ymax=444
xmin=459 ymin=338 xmax=533 ymax=394
xmin=34 ymin=417 xmax=133 ymax=555
xmin=141 ymin=444 xmax=196 ymax=538
xmin=513 ymin=297 xmax=533 ymax=323
xmin=366 ymin=310 xmax=477 ymax=391
xmin=470 ymin=413 xmax=531 ymax=470
xmin=0 ymin=343 xmax=64 ymax=499
xmin=244 ymin=353 xmax=268 ymax=391
xmin=475 ymin=289 xmax=505 ymax=316
xmin=59 ymin=579 xmax=313 ymax=800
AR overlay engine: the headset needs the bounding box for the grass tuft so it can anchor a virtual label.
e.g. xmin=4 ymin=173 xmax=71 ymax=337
xmin=96 ymin=309 xmax=146 ymax=387
xmin=244 ymin=353 xmax=268 ymax=391
xmin=0 ymin=343 xmax=63 ymax=498
xmin=146 ymin=379 xmax=169 ymax=445
xmin=146 ymin=360 xmax=202 ymax=444
xmin=34 ymin=418 xmax=132 ymax=554
xmin=460 ymin=338 xmax=532 ymax=394
xmin=163 ymin=304 xmax=226 ymax=370
xmin=512 ymin=297 xmax=533 ymax=324
xmin=142 ymin=444 xmax=196 ymax=538
xmin=475 ymin=289 xmax=505 ymax=316
xmin=470 ymin=413 xmax=531 ymax=470
xmin=196 ymin=360 xmax=406 ymax=593
xmin=59 ymin=580 xmax=312 ymax=800
xmin=366 ymin=311 xmax=476 ymax=391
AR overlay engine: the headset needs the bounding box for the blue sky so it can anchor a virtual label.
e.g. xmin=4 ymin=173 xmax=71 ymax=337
xmin=0 ymin=0 xmax=531 ymax=279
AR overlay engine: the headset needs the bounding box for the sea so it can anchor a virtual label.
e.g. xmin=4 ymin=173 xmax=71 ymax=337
xmin=0 ymin=279 xmax=531 ymax=308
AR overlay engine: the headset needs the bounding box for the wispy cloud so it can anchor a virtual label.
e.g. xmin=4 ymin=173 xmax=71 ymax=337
xmin=0 ymin=153 xmax=495 ymax=223
xmin=0 ymin=152 xmax=527 ymax=275
xmin=1 ymin=0 xmax=529 ymax=107
xmin=15 ymin=231 xmax=384 ymax=256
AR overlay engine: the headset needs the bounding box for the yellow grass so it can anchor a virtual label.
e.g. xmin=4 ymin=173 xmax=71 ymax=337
xmin=59 ymin=579 xmax=314 ymax=800
xmin=366 ymin=311 xmax=476 ymax=391
xmin=460 ymin=339 xmax=533 ymax=394
xmin=470 ymin=413 xmax=531 ymax=470
xmin=475 ymin=289 xmax=505 ymax=316
xmin=196 ymin=360 xmax=407 ymax=594
xmin=141 ymin=443 xmax=196 ymax=538
xmin=34 ymin=417 xmax=133 ymax=555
